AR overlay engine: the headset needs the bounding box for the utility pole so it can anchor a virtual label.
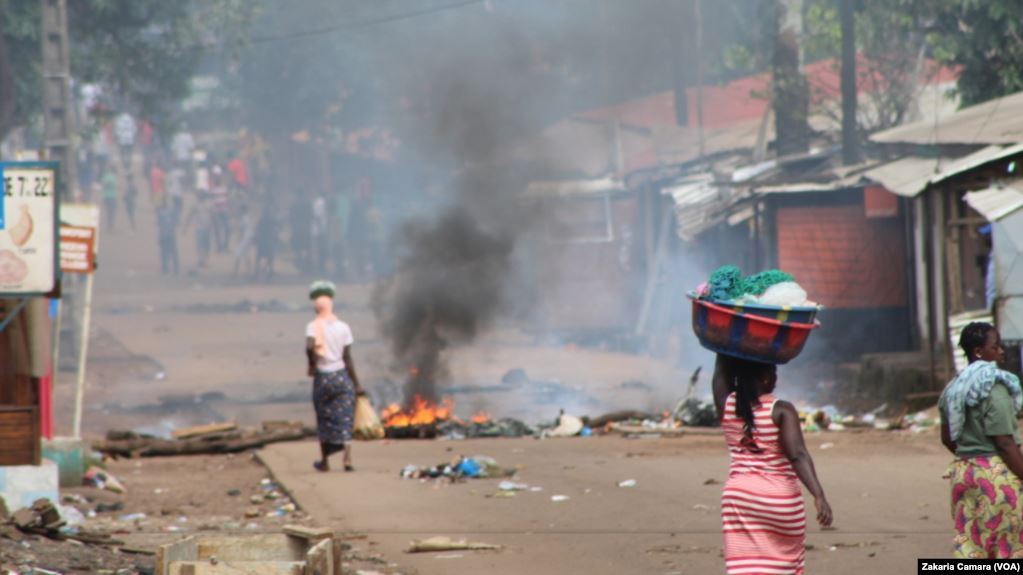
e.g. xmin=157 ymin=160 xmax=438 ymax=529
xmin=694 ymin=0 xmax=705 ymax=158
xmin=773 ymin=0 xmax=809 ymax=156
xmin=41 ymin=0 xmax=76 ymax=197
xmin=840 ymin=0 xmax=860 ymax=165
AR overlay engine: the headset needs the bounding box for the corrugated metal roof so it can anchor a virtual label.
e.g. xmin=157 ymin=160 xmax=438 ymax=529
xmin=872 ymin=90 xmax=1023 ymax=146
xmin=929 ymin=143 xmax=1023 ymax=185
xmin=663 ymin=174 xmax=739 ymax=241
xmin=862 ymin=156 xmax=946 ymax=197
xmin=859 ymin=144 xmax=1023 ymax=197
xmin=964 ymin=185 xmax=1023 ymax=222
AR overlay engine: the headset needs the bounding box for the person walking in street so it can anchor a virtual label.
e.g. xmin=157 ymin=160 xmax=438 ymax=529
xmin=156 ymin=204 xmax=180 ymax=275
xmin=185 ymin=196 xmax=214 ymax=269
xmin=254 ymin=208 xmax=278 ymax=281
xmin=101 ymin=167 xmax=118 ymax=232
xmin=210 ymin=163 xmax=231 ymax=253
xmin=939 ymin=322 xmax=1023 ymax=559
xmin=149 ymin=157 xmax=167 ymax=207
xmin=233 ymin=203 xmax=257 ymax=277
xmin=290 ymin=192 xmax=312 ymax=273
xmin=311 ymin=194 xmax=329 ymax=273
xmin=713 ymin=355 xmax=832 ymax=575
xmin=305 ymin=281 xmax=364 ymax=472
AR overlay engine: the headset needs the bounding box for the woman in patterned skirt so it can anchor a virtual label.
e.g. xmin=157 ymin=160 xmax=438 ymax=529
xmin=713 ymin=355 xmax=832 ymax=575
xmin=939 ymin=322 xmax=1023 ymax=558
xmin=305 ymin=280 xmax=364 ymax=472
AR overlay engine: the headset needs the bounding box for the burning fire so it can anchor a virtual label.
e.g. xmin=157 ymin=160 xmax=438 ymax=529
xmin=471 ymin=411 xmax=492 ymax=424
xmin=381 ymin=395 xmax=454 ymax=427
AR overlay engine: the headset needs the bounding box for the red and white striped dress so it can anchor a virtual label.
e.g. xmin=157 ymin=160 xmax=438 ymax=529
xmin=721 ymin=392 xmax=806 ymax=575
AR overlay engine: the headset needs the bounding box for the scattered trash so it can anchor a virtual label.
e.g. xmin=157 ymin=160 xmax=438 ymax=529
xmin=692 ymin=504 xmax=712 ymax=511
xmin=820 ymin=442 xmax=835 ymax=450
xmin=437 ymin=418 xmax=535 ymax=440
xmin=84 ymin=467 xmax=127 ymax=493
xmin=226 ymin=489 xmax=241 ymax=497
xmin=57 ymin=505 xmax=85 ymax=527
xmin=406 ymin=536 xmax=501 ymax=553
xmin=498 ymin=481 xmax=529 ymax=492
xmin=703 ymin=478 xmax=720 ymax=486
xmin=543 ymin=412 xmax=584 ymax=438
xmin=617 ymin=479 xmax=637 ymax=488
xmin=550 ymin=495 xmax=570 ymax=502
xmin=119 ymin=512 xmax=147 ymax=522
xmin=399 ymin=456 xmax=514 ymax=481
xmin=95 ymin=502 xmax=124 ymax=513
xmin=250 ymin=494 xmax=264 ymax=504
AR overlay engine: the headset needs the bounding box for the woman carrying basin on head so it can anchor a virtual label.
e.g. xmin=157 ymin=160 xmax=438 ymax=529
xmin=306 ymin=280 xmax=364 ymax=472
xmin=939 ymin=322 xmax=1023 ymax=558
xmin=713 ymin=355 xmax=832 ymax=575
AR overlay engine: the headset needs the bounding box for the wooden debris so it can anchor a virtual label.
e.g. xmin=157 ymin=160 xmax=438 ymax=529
xmin=406 ymin=535 xmax=502 ymax=553
xmin=583 ymin=410 xmax=652 ymax=429
xmin=94 ymin=424 xmax=316 ymax=458
xmin=172 ymin=422 xmax=238 ymax=440
xmin=119 ymin=545 xmax=157 ymax=556
xmin=282 ymin=524 xmax=332 ymax=541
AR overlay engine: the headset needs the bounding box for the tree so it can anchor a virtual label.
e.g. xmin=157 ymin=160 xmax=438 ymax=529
xmin=0 ymin=0 xmax=255 ymax=143
xmin=802 ymin=0 xmax=934 ymax=134
xmin=925 ymin=0 xmax=1023 ymax=106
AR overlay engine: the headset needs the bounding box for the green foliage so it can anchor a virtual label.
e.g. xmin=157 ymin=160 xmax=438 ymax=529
xmin=0 ymin=0 xmax=255 ymax=140
xmin=925 ymin=0 xmax=1023 ymax=106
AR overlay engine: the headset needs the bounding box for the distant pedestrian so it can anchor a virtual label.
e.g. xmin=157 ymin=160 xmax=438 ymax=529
xmin=305 ymin=281 xmax=364 ymax=472
xmin=167 ymin=167 xmax=185 ymax=221
xmin=311 ymin=194 xmax=329 ymax=272
xmin=149 ymin=158 xmax=167 ymax=207
xmin=101 ymin=168 xmax=118 ymax=232
xmin=254 ymin=209 xmax=278 ymax=281
xmin=713 ymin=355 xmax=832 ymax=575
xmin=114 ymin=111 xmax=136 ymax=168
xmin=156 ymin=205 xmax=179 ymax=275
xmin=172 ymin=128 xmax=195 ymax=168
xmin=185 ymin=197 xmax=214 ymax=268
xmin=290 ymin=192 xmax=312 ymax=273
xmin=210 ymin=164 xmax=231 ymax=253
xmin=233 ymin=204 xmax=257 ymax=277
xmin=939 ymin=323 xmax=1023 ymax=559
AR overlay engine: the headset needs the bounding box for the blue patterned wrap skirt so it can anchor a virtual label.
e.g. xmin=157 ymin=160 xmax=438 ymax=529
xmin=312 ymin=368 xmax=355 ymax=444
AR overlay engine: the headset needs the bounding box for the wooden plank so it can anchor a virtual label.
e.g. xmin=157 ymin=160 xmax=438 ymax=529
xmin=169 ymin=561 xmax=304 ymax=575
xmin=157 ymin=536 xmax=198 ymax=575
xmin=172 ymin=422 xmax=238 ymax=440
xmin=303 ymin=539 xmax=333 ymax=575
xmin=195 ymin=534 xmax=307 ymax=562
xmin=283 ymin=525 xmax=332 ymax=541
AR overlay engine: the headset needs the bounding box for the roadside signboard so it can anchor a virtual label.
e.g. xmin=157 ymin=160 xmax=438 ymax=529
xmin=59 ymin=226 xmax=95 ymax=274
xmin=0 ymin=162 xmax=59 ymax=295
xmin=58 ymin=203 xmax=100 ymax=275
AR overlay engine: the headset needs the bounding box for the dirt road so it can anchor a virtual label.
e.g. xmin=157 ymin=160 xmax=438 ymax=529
xmin=260 ymin=431 xmax=953 ymax=575
xmin=75 ymin=191 xmax=958 ymax=574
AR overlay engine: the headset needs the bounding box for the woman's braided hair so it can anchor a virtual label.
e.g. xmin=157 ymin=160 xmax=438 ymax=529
xmin=732 ymin=359 xmax=776 ymax=453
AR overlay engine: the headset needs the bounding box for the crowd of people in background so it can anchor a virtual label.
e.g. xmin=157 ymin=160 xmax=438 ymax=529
xmin=72 ymin=105 xmax=385 ymax=285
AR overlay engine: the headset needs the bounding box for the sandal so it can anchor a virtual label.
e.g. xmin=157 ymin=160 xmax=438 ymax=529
xmin=313 ymin=460 xmax=329 ymax=472
xmin=344 ymin=464 xmax=355 ymax=472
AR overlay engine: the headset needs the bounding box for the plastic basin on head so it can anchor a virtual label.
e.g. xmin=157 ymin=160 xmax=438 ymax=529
xmin=689 ymin=296 xmax=820 ymax=364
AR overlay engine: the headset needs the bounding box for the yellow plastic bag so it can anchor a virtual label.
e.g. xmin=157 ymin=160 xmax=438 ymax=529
xmin=353 ymin=396 xmax=385 ymax=440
